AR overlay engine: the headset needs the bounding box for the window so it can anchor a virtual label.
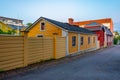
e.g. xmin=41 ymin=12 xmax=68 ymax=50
xmin=88 ymin=37 xmax=90 ymax=44
xmin=37 ymin=35 xmax=43 ymax=37
xmin=81 ymin=36 xmax=84 ymax=45
xmin=93 ymin=37 xmax=95 ymax=43
xmin=72 ymin=36 xmax=76 ymax=46
xmin=40 ymin=22 xmax=45 ymax=31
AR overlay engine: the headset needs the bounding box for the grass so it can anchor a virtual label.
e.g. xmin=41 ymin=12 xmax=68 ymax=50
xmin=0 ymin=69 xmax=5 ymax=73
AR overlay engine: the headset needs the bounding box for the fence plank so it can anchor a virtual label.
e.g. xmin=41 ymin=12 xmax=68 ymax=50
xmin=55 ymin=37 xmax=66 ymax=59
xmin=0 ymin=35 xmax=66 ymax=71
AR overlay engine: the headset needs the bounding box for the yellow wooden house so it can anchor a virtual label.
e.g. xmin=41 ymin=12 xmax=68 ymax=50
xmin=0 ymin=21 xmax=13 ymax=34
xmin=24 ymin=17 xmax=97 ymax=55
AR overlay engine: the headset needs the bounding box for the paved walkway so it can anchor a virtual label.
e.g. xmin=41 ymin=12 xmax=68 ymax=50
xmin=5 ymin=46 xmax=120 ymax=80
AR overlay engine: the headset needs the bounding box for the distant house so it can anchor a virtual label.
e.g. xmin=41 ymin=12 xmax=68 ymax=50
xmin=68 ymin=18 xmax=114 ymax=33
xmin=24 ymin=17 xmax=97 ymax=55
xmin=0 ymin=16 xmax=25 ymax=35
xmin=84 ymin=22 xmax=113 ymax=48
xmin=0 ymin=21 xmax=13 ymax=34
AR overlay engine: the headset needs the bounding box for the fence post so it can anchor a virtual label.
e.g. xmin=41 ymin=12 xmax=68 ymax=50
xmin=23 ymin=32 xmax=28 ymax=66
xmin=53 ymin=36 xmax=57 ymax=59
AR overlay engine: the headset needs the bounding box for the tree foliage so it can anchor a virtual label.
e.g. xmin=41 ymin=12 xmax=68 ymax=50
xmin=114 ymin=31 xmax=120 ymax=45
xmin=0 ymin=29 xmax=16 ymax=35
xmin=26 ymin=23 xmax=32 ymax=27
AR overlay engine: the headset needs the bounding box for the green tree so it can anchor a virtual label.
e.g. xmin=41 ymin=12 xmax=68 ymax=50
xmin=114 ymin=31 xmax=120 ymax=45
xmin=114 ymin=38 xmax=118 ymax=45
xmin=11 ymin=30 xmax=16 ymax=34
xmin=0 ymin=29 xmax=16 ymax=35
xmin=26 ymin=23 xmax=32 ymax=27
xmin=0 ymin=29 xmax=3 ymax=34
xmin=8 ymin=30 xmax=12 ymax=34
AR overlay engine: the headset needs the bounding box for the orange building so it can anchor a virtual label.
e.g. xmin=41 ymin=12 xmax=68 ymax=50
xmin=68 ymin=18 xmax=114 ymax=33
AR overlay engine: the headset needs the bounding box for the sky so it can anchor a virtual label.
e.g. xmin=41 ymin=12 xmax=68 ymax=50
xmin=0 ymin=0 xmax=120 ymax=32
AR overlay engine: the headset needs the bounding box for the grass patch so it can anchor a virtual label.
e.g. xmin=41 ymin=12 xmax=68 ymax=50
xmin=0 ymin=69 xmax=5 ymax=73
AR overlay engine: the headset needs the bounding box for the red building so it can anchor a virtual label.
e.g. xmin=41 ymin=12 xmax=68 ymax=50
xmin=84 ymin=22 xmax=113 ymax=48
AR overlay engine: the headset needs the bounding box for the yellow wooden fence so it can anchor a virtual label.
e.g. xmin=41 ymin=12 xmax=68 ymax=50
xmin=27 ymin=37 xmax=54 ymax=64
xmin=0 ymin=35 xmax=66 ymax=71
xmin=0 ymin=36 xmax=24 ymax=70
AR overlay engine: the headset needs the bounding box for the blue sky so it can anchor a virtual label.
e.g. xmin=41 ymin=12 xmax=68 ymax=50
xmin=0 ymin=0 xmax=120 ymax=32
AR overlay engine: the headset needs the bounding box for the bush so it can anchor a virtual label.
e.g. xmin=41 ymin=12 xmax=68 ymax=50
xmin=0 ymin=29 xmax=3 ymax=34
xmin=0 ymin=29 xmax=16 ymax=35
xmin=114 ymin=38 xmax=118 ymax=45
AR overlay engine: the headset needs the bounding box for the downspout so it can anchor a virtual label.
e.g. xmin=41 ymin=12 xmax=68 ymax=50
xmin=78 ymin=34 xmax=80 ymax=52
xmin=66 ymin=32 xmax=69 ymax=56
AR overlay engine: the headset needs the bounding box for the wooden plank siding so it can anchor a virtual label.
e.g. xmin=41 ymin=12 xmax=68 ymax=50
xmin=0 ymin=36 xmax=56 ymax=71
xmin=28 ymin=19 xmax=62 ymax=37
xmin=0 ymin=36 xmax=24 ymax=70
xmin=68 ymin=32 xmax=78 ymax=54
xmin=55 ymin=37 xmax=66 ymax=59
xmin=27 ymin=37 xmax=54 ymax=64
xmin=0 ymin=33 xmax=97 ymax=71
xmin=80 ymin=34 xmax=97 ymax=51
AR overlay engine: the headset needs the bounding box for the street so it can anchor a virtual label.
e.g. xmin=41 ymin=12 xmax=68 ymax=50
xmin=6 ymin=46 xmax=120 ymax=80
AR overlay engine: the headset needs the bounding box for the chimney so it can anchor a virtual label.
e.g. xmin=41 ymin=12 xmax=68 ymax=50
xmin=68 ymin=18 xmax=74 ymax=25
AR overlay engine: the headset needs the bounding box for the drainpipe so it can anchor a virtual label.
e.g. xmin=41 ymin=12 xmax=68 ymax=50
xmin=66 ymin=32 xmax=69 ymax=56
xmin=78 ymin=34 xmax=80 ymax=52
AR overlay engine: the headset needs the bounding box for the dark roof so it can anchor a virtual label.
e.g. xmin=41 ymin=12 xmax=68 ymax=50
xmin=8 ymin=24 xmax=23 ymax=30
xmin=85 ymin=22 xmax=113 ymax=36
xmin=26 ymin=17 xmax=94 ymax=34
xmin=86 ymin=27 xmax=101 ymax=31
xmin=86 ymin=22 xmax=101 ymax=26
xmin=0 ymin=16 xmax=23 ymax=21
xmin=104 ymin=27 xmax=113 ymax=35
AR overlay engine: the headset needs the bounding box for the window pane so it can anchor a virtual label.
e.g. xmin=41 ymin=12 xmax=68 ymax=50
xmin=41 ymin=22 xmax=45 ymax=30
xmin=72 ymin=36 xmax=76 ymax=46
xmin=93 ymin=37 xmax=95 ymax=43
xmin=88 ymin=37 xmax=90 ymax=44
xmin=81 ymin=36 xmax=84 ymax=45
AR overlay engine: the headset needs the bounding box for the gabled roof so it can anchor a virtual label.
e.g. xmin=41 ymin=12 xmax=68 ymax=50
xmin=74 ymin=18 xmax=112 ymax=25
xmin=85 ymin=22 xmax=113 ymax=36
xmin=104 ymin=27 xmax=113 ymax=35
xmin=85 ymin=27 xmax=101 ymax=31
xmin=85 ymin=22 xmax=101 ymax=27
xmin=0 ymin=16 xmax=23 ymax=21
xmin=85 ymin=22 xmax=103 ymax=31
xmin=25 ymin=17 xmax=94 ymax=34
